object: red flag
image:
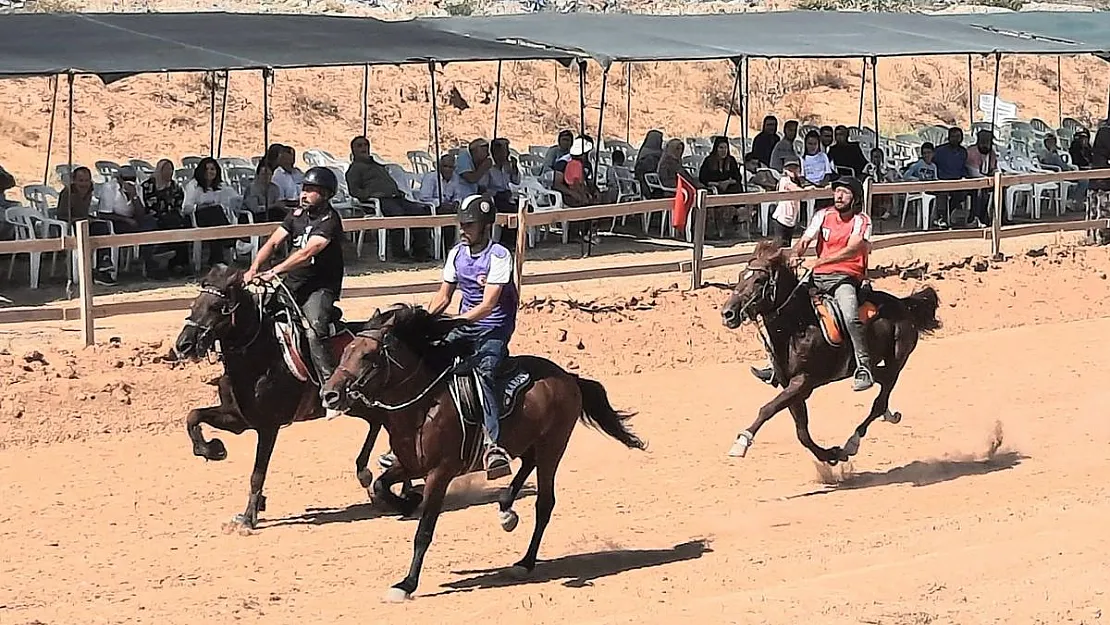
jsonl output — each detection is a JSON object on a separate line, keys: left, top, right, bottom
{"left": 672, "top": 175, "right": 696, "bottom": 230}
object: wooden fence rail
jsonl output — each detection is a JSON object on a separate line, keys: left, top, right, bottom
{"left": 3, "top": 170, "right": 1110, "bottom": 344}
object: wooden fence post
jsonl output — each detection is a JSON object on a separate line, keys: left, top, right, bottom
{"left": 690, "top": 189, "right": 708, "bottom": 291}
{"left": 991, "top": 171, "right": 1003, "bottom": 259}
{"left": 514, "top": 198, "right": 528, "bottom": 306}
{"left": 75, "top": 219, "right": 95, "bottom": 346}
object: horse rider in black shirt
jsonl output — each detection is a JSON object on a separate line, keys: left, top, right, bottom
{"left": 244, "top": 166, "right": 346, "bottom": 383}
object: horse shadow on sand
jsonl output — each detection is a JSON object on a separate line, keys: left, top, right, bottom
{"left": 262, "top": 483, "right": 538, "bottom": 528}
{"left": 787, "top": 449, "right": 1027, "bottom": 499}
{"left": 429, "top": 538, "right": 712, "bottom": 595}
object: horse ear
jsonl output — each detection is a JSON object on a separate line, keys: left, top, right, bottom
{"left": 752, "top": 240, "right": 775, "bottom": 259}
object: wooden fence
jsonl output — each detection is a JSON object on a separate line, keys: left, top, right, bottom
{"left": 2, "top": 169, "right": 1109, "bottom": 344}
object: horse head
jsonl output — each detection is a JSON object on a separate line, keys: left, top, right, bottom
{"left": 174, "top": 264, "right": 253, "bottom": 359}
{"left": 721, "top": 240, "right": 798, "bottom": 329}
{"left": 321, "top": 304, "right": 466, "bottom": 412}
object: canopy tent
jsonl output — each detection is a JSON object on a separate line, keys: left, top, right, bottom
{"left": 938, "top": 11, "right": 1110, "bottom": 51}
{"left": 0, "top": 12, "right": 572, "bottom": 79}
{"left": 419, "top": 11, "right": 1094, "bottom": 68}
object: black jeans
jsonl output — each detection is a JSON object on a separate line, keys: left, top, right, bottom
{"left": 297, "top": 286, "right": 339, "bottom": 380}
{"left": 379, "top": 196, "right": 432, "bottom": 258}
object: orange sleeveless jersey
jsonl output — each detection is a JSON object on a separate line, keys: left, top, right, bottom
{"left": 804, "top": 208, "right": 873, "bottom": 280}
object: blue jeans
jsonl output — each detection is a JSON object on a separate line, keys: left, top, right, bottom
{"left": 445, "top": 325, "right": 509, "bottom": 443}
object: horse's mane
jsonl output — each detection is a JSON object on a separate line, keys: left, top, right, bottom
{"left": 369, "top": 303, "right": 469, "bottom": 371}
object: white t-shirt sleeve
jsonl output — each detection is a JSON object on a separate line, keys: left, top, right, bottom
{"left": 852, "top": 215, "right": 874, "bottom": 242}
{"left": 803, "top": 208, "right": 826, "bottom": 240}
{"left": 486, "top": 245, "right": 514, "bottom": 285}
{"left": 442, "top": 245, "right": 460, "bottom": 283}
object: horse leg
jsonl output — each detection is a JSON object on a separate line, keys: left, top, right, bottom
{"left": 843, "top": 362, "right": 905, "bottom": 459}
{"left": 231, "top": 426, "right": 279, "bottom": 530}
{"left": 787, "top": 401, "right": 843, "bottom": 465}
{"left": 511, "top": 429, "right": 571, "bottom": 576}
{"left": 729, "top": 375, "right": 812, "bottom": 458}
{"left": 372, "top": 464, "right": 423, "bottom": 517}
{"left": 355, "top": 420, "right": 382, "bottom": 496}
{"left": 384, "top": 465, "right": 453, "bottom": 602}
{"left": 187, "top": 405, "right": 247, "bottom": 461}
{"left": 497, "top": 448, "right": 536, "bottom": 533}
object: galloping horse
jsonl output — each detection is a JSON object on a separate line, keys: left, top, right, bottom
{"left": 719, "top": 241, "right": 941, "bottom": 464}
{"left": 173, "top": 265, "right": 397, "bottom": 529}
{"left": 321, "top": 304, "right": 646, "bottom": 602}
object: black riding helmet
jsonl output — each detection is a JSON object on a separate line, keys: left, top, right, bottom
{"left": 457, "top": 194, "right": 496, "bottom": 226}
{"left": 302, "top": 166, "right": 339, "bottom": 198}
{"left": 830, "top": 176, "right": 864, "bottom": 209}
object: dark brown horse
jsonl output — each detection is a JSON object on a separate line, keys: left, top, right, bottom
{"left": 719, "top": 241, "right": 941, "bottom": 464}
{"left": 320, "top": 304, "right": 646, "bottom": 602}
{"left": 173, "top": 265, "right": 397, "bottom": 529}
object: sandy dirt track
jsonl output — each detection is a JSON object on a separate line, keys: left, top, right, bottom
{"left": 2, "top": 237, "right": 1109, "bottom": 625}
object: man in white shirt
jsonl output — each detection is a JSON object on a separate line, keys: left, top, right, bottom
{"left": 96, "top": 166, "right": 162, "bottom": 278}
{"left": 417, "top": 154, "right": 464, "bottom": 209}
{"left": 271, "top": 146, "right": 302, "bottom": 204}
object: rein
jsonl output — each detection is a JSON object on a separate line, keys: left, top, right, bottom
{"left": 340, "top": 331, "right": 453, "bottom": 412}
{"left": 185, "top": 285, "right": 265, "bottom": 357}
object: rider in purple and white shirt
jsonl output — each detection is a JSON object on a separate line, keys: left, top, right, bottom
{"left": 428, "top": 194, "right": 519, "bottom": 479}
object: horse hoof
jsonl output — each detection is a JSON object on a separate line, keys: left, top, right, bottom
{"left": 222, "top": 515, "right": 255, "bottom": 535}
{"left": 196, "top": 438, "right": 227, "bottom": 461}
{"left": 843, "top": 433, "right": 861, "bottom": 457}
{"left": 883, "top": 410, "right": 902, "bottom": 424}
{"left": 357, "top": 469, "right": 374, "bottom": 490}
{"left": 499, "top": 509, "right": 519, "bottom": 533}
{"left": 383, "top": 587, "right": 411, "bottom": 603}
{"left": 727, "top": 432, "right": 753, "bottom": 458}
{"left": 506, "top": 564, "right": 532, "bottom": 580}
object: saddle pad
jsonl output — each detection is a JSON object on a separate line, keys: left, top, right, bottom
{"left": 811, "top": 296, "right": 879, "bottom": 348}
{"left": 274, "top": 319, "right": 312, "bottom": 383}
{"left": 453, "top": 362, "right": 533, "bottom": 428}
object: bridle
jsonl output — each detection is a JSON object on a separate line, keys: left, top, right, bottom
{"left": 183, "top": 285, "right": 263, "bottom": 356}
{"left": 337, "top": 329, "right": 454, "bottom": 412}
{"left": 735, "top": 264, "right": 811, "bottom": 322}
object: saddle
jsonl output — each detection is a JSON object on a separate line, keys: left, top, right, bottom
{"left": 272, "top": 302, "right": 366, "bottom": 386}
{"left": 447, "top": 355, "right": 533, "bottom": 473}
{"left": 810, "top": 283, "right": 880, "bottom": 348}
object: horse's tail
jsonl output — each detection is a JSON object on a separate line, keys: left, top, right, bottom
{"left": 901, "top": 285, "right": 942, "bottom": 335}
{"left": 574, "top": 376, "right": 647, "bottom": 451}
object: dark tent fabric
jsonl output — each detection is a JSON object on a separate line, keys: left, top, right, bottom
{"left": 420, "top": 11, "right": 1091, "bottom": 68}
{"left": 939, "top": 11, "right": 1110, "bottom": 51}
{"left": 0, "top": 12, "right": 572, "bottom": 78}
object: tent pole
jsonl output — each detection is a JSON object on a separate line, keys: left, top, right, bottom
{"left": 740, "top": 57, "right": 749, "bottom": 192}
{"left": 217, "top": 70, "right": 229, "bottom": 159}
{"left": 209, "top": 71, "right": 217, "bottom": 157}
{"left": 493, "top": 60, "right": 503, "bottom": 139}
{"left": 967, "top": 55, "right": 974, "bottom": 127}
{"left": 361, "top": 65, "right": 369, "bottom": 138}
{"left": 262, "top": 68, "right": 271, "bottom": 153}
{"left": 990, "top": 52, "right": 1002, "bottom": 135}
{"left": 1056, "top": 56, "right": 1063, "bottom": 128}
{"left": 722, "top": 58, "right": 741, "bottom": 137}
{"left": 857, "top": 57, "right": 866, "bottom": 129}
{"left": 594, "top": 68, "right": 609, "bottom": 186}
{"left": 871, "top": 56, "right": 880, "bottom": 150}
{"left": 578, "top": 60, "right": 586, "bottom": 137}
{"left": 43, "top": 75, "right": 59, "bottom": 185}
{"left": 625, "top": 62, "right": 632, "bottom": 143}
{"left": 67, "top": 73, "right": 74, "bottom": 177}
{"left": 430, "top": 62, "right": 443, "bottom": 208}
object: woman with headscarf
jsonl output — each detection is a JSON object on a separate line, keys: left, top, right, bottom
{"left": 1088, "top": 127, "right": 1110, "bottom": 243}
{"left": 698, "top": 136, "right": 743, "bottom": 239}
{"left": 633, "top": 129, "right": 665, "bottom": 197}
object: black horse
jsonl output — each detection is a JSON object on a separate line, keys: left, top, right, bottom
{"left": 173, "top": 265, "right": 397, "bottom": 529}
{"left": 719, "top": 241, "right": 941, "bottom": 464}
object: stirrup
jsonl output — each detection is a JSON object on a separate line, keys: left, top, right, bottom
{"left": 484, "top": 446, "right": 511, "bottom": 479}
{"left": 852, "top": 366, "right": 874, "bottom": 391}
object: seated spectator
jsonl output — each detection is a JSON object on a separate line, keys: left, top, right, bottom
{"left": 554, "top": 136, "right": 599, "bottom": 242}
{"left": 800, "top": 130, "right": 836, "bottom": 187}
{"left": 418, "top": 154, "right": 464, "bottom": 247}
{"left": 241, "top": 160, "right": 286, "bottom": 222}
{"left": 770, "top": 157, "right": 804, "bottom": 248}
{"left": 268, "top": 144, "right": 301, "bottom": 205}
{"left": 751, "top": 116, "right": 779, "bottom": 167}
{"left": 1070, "top": 129, "right": 1092, "bottom": 169}
{"left": 827, "top": 125, "right": 868, "bottom": 176}
{"left": 141, "top": 159, "right": 190, "bottom": 275}
{"left": 58, "top": 166, "right": 115, "bottom": 285}
{"left": 285, "top": 146, "right": 305, "bottom": 188}
{"left": 1039, "top": 134, "right": 1074, "bottom": 171}
{"left": 769, "top": 120, "right": 800, "bottom": 171}
{"left": 743, "top": 152, "right": 779, "bottom": 191}
{"left": 634, "top": 130, "right": 665, "bottom": 196}
{"left": 483, "top": 138, "right": 522, "bottom": 246}
{"left": 932, "top": 127, "right": 969, "bottom": 229}
{"left": 866, "top": 148, "right": 901, "bottom": 220}
{"left": 819, "top": 126, "right": 835, "bottom": 152}
{"left": 604, "top": 149, "right": 631, "bottom": 204}
{"left": 0, "top": 163, "right": 15, "bottom": 209}
{"left": 542, "top": 130, "right": 574, "bottom": 174}
{"left": 346, "top": 134, "right": 432, "bottom": 261}
{"left": 454, "top": 137, "right": 493, "bottom": 198}
{"left": 98, "top": 165, "right": 163, "bottom": 278}
{"left": 965, "top": 130, "right": 997, "bottom": 227}
{"left": 902, "top": 142, "right": 938, "bottom": 181}
{"left": 183, "top": 157, "right": 241, "bottom": 267}
{"left": 1089, "top": 127, "right": 1110, "bottom": 241}
{"left": 699, "top": 136, "right": 742, "bottom": 238}
{"left": 657, "top": 138, "right": 699, "bottom": 191}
